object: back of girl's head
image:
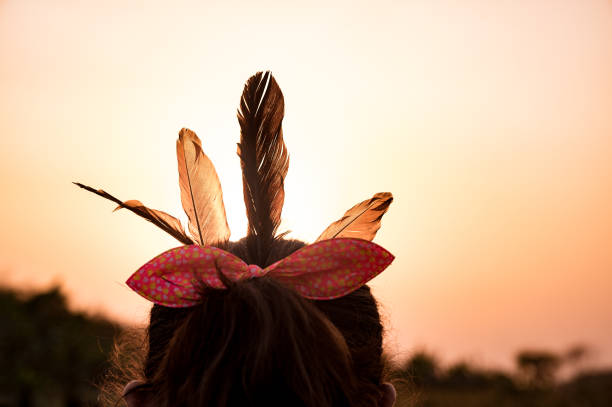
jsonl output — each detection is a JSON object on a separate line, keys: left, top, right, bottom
{"left": 140, "top": 238, "right": 386, "bottom": 407}
{"left": 85, "top": 72, "right": 394, "bottom": 407}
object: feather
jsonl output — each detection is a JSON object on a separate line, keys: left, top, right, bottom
{"left": 315, "top": 192, "right": 393, "bottom": 242}
{"left": 237, "top": 71, "right": 289, "bottom": 266}
{"left": 176, "top": 128, "right": 231, "bottom": 245}
{"left": 73, "top": 182, "right": 193, "bottom": 245}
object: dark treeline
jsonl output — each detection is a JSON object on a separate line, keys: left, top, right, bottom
{"left": 1, "top": 286, "right": 611, "bottom": 407}
{"left": 389, "top": 347, "right": 612, "bottom": 406}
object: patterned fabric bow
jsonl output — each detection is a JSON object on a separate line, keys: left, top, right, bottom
{"left": 127, "top": 238, "right": 394, "bottom": 307}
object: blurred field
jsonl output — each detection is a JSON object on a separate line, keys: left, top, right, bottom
{"left": 1, "top": 285, "right": 611, "bottom": 407}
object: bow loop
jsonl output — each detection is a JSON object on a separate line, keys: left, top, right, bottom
{"left": 267, "top": 239, "right": 394, "bottom": 299}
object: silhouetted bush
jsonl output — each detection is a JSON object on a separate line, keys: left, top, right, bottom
{"left": 0, "top": 286, "right": 122, "bottom": 407}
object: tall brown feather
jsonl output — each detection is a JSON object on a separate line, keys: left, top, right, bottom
{"left": 73, "top": 182, "right": 193, "bottom": 245}
{"left": 176, "top": 128, "right": 230, "bottom": 245}
{"left": 315, "top": 192, "right": 393, "bottom": 242}
{"left": 237, "top": 71, "right": 289, "bottom": 266}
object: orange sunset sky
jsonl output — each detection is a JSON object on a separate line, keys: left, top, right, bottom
{"left": 1, "top": 0, "right": 611, "bottom": 370}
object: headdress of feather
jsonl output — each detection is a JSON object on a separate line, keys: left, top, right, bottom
{"left": 75, "top": 71, "right": 392, "bottom": 263}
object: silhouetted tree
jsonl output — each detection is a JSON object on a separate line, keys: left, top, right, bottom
{"left": 516, "top": 350, "right": 560, "bottom": 389}
{"left": 400, "top": 351, "right": 440, "bottom": 387}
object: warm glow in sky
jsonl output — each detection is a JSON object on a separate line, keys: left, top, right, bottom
{"left": 1, "top": 0, "right": 611, "bottom": 369}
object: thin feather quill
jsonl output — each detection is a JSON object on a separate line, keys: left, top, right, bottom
{"left": 237, "top": 71, "right": 289, "bottom": 266}
{"left": 73, "top": 182, "right": 193, "bottom": 245}
{"left": 316, "top": 192, "right": 393, "bottom": 242}
{"left": 176, "top": 128, "right": 230, "bottom": 245}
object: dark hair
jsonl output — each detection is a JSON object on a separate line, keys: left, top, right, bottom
{"left": 99, "top": 72, "right": 389, "bottom": 406}
{"left": 119, "top": 237, "right": 386, "bottom": 407}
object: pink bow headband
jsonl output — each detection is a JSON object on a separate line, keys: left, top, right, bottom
{"left": 127, "top": 238, "right": 394, "bottom": 307}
